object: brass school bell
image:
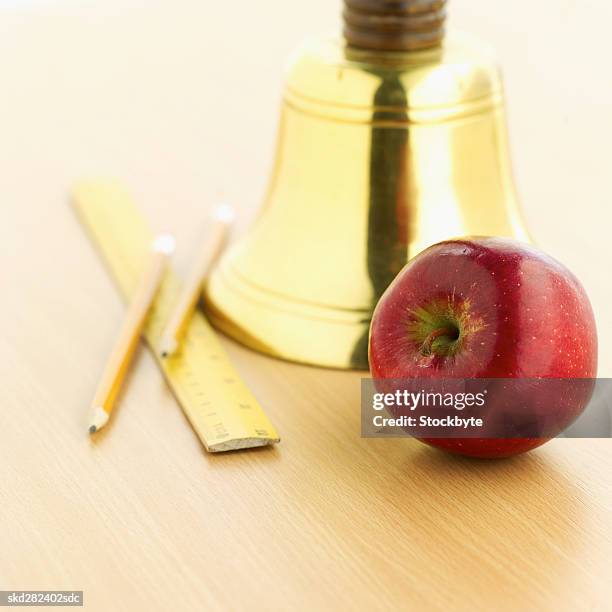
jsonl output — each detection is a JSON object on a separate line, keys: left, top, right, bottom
{"left": 204, "top": 0, "right": 529, "bottom": 369}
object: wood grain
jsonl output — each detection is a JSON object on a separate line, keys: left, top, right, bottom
{"left": 0, "top": 2, "right": 611, "bottom": 611}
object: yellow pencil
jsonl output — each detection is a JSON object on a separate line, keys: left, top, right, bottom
{"left": 159, "top": 205, "right": 234, "bottom": 358}
{"left": 88, "top": 233, "right": 175, "bottom": 433}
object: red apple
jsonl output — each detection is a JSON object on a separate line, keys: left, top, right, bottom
{"left": 368, "top": 237, "right": 598, "bottom": 458}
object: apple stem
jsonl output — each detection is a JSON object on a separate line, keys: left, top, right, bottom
{"left": 421, "top": 327, "right": 457, "bottom": 356}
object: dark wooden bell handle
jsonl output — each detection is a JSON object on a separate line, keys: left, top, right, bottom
{"left": 343, "top": 0, "right": 447, "bottom": 51}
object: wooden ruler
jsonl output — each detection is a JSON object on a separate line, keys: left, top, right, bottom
{"left": 72, "top": 181, "right": 280, "bottom": 452}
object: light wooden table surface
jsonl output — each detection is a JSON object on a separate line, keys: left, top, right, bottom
{"left": 1, "top": 2, "right": 611, "bottom": 611}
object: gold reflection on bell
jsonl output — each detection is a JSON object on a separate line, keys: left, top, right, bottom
{"left": 204, "top": 32, "right": 530, "bottom": 370}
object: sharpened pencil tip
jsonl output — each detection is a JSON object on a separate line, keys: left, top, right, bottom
{"left": 159, "top": 336, "right": 178, "bottom": 359}
{"left": 89, "top": 406, "right": 110, "bottom": 433}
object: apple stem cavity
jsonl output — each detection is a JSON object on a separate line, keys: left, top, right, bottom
{"left": 420, "top": 326, "right": 460, "bottom": 356}
{"left": 406, "top": 303, "right": 467, "bottom": 358}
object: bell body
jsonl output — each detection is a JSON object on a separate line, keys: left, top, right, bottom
{"left": 204, "top": 33, "right": 529, "bottom": 369}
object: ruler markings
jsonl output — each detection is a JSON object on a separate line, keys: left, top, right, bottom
{"left": 72, "top": 182, "right": 280, "bottom": 452}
